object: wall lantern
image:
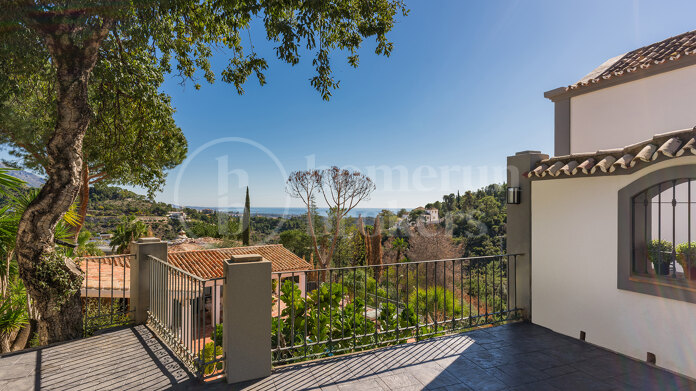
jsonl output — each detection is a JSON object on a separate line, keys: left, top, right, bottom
{"left": 507, "top": 187, "right": 521, "bottom": 205}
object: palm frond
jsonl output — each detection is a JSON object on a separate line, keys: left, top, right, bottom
{"left": 0, "top": 169, "right": 24, "bottom": 196}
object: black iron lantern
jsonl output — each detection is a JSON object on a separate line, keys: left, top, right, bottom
{"left": 507, "top": 187, "right": 521, "bottom": 204}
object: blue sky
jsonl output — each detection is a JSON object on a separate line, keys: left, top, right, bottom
{"left": 51, "top": 1, "right": 696, "bottom": 208}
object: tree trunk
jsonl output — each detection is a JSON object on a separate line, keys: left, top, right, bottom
{"left": 11, "top": 323, "right": 32, "bottom": 352}
{"left": 16, "top": 22, "right": 110, "bottom": 345}
{"left": 306, "top": 206, "right": 323, "bottom": 270}
{"left": 73, "top": 163, "right": 90, "bottom": 240}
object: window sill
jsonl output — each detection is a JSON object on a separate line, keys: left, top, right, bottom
{"left": 629, "top": 274, "right": 696, "bottom": 293}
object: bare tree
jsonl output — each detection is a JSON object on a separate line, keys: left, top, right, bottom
{"left": 406, "top": 226, "right": 463, "bottom": 262}
{"left": 286, "top": 170, "right": 324, "bottom": 265}
{"left": 287, "top": 167, "right": 375, "bottom": 271}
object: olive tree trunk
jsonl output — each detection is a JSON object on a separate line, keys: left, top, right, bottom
{"left": 15, "top": 22, "right": 110, "bottom": 345}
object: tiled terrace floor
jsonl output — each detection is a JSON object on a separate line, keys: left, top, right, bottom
{"left": 0, "top": 322, "right": 694, "bottom": 390}
{"left": 0, "top": 325, "right": 195, "bottom": 390}
{"left": 233, "top": 322, "right": 696, "bottom": 391}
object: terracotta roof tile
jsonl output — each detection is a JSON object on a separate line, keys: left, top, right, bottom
{"left": 529, "top": 128, "right": 696, "bottom": 179}
{"left": 75, "top": 255, "right": 132, "bottom": 292}
{"left": 167, "top": 244, "right": 312, "bottom": 279}
{"left": 75, "top": 245, "right": 312, "bottom": 291}
{"left": 569, "top": 30, "right": 696, "bottom": 91}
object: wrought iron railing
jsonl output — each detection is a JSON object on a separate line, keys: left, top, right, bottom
{"left": 77, "top": 254, "right": 135, "bottom": 336}
{"left": 271, "top": 254, "right": 522, "bottom": 365}
{"left": 147, "top": 255, "right": 225, "bottom": 380}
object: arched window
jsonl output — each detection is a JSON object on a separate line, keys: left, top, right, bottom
{"left": 618, "top": 165, "right": 696, "bottom": 303}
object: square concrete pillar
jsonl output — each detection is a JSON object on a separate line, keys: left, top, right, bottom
{"left": 507, "top": 151, "right": 548, "bottom": 321}
{"left": 131, "top": 237, "right": 168, "bottom": 324}
{"left": 223, "top": 254, "right": 272, "bottom": 384}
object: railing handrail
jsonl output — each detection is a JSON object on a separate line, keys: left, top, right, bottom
{"left": 78, "top": 253, "right": 135, "bottom": 260}
{"left": 271, "top": 253, "right": 524, "bottom": 274}
{"left": 147, "top": 254, "right": 207, "bottom": 282}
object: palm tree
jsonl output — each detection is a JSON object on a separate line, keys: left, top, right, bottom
{"left": 71, "top": 230, "right": 104, "bottom": 257}
{"left": 0, "top": 168, "right": 79, "bottom": 352}
{"left": 109, "top": 216, "right": 148, "bottom": 254}
{"left": 392, "top": 237, "right": 408, "bottom": 263}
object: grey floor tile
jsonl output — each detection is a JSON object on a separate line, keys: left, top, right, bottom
{"left": 378, "top": 372, "right": 423, "bottom": 389}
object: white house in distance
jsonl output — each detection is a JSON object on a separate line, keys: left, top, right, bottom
{"left": 509, "top": 30, "right": 696, "bottom": 378}
{"left": 411, "top": 206, "right": 440, "bottom": 224}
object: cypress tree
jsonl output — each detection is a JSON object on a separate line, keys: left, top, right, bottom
{"left": 242, "top": 187, "right": 250, "bottom": 245}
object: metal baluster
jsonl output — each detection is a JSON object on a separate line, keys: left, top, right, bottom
{"left": 468, "top": 260, "right": 472, "bottom": 327}
{"left": 415, "top": 262, "right": 419, "bottom": 339}
{"left": 484, "top": 259, "right": 488, "bottom": 323}
{"left": 328, "top": 269, "right": 332, "bottom": 352}
{"left": 514, "top": 255, "right": 518, "bottom": 315}
{"left": 292, "top": 272, "right": 296, "bottom": 353}
{"left": 352, "top": 269, "right": 356, "bottom": 350}
{"left": 84, "top": 258, "right": 89, "bottom": 335}
{"left": 425, "top": 262, "right": 428, "bottom": 331}
{"left": 212, "top": 278, "right": 217, "bottom": 369}
{"left": 395, "top": 264, "right": 400, "bottom": 340}
{"left": 341, "top": 269, "right": 345, "bottom": 345}
{"left": 433, "top": 261, "right": 437, "bottom": 329}
{"left": 659, "top": 183, "right": 663, "bottom": 270}
{"left": 506, "top": 256, "right": 510, "bottom": 320}
{"left": 385, "top": 265, "right": 389, "bottom": 342}
{"left": 364, "top": 268, "right": 367, "bottom": 342}
{"left": 304, "top": 271, "right": 308, "bottom": 361}
{"left": 672, "top": 180, "right": 677, "bottom": 277}
{"left": 315, "top": 272, "right": 322, "bottom": 346}
{"left": 277, "top": 275, "right": 281, "bottom": 354}
{"left": 499, "top": 256, "right": 503, "bottom": 319}
{"left": 459, "top": 259, "right": 464, "bottom": 328}
{"left": 452, "top": 259, "right": 455, "bottom": 330}
{"left": 405, "top": 263, "right": 409, "bottom": 338}
{"left": 98, "top": 257, "right": 102, "bottom": 327}
{"left": 689, "top": 180, "right": 692, "bottom": 280}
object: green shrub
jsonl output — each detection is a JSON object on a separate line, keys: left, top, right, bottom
{"left": 199, "top": 342, "right": 223, "bottom": 375}
{"left": 676, "top": 242, "right": 696, "bottom": 267}
{"left": 213, "top": 324, "right": 223, "bottom": 346}
{"left": 647, "top": 240, "right": 673, "bottom": 265}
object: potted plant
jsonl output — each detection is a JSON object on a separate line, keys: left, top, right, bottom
{"left": 647, "top": 239, "right": 673, "bottom": 276}
{"left": 676, "top": 242, "right": 696, "bottom": 280}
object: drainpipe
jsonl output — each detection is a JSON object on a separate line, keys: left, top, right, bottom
{"left": 506, "top": 151, "right": 548, "bottom": 322}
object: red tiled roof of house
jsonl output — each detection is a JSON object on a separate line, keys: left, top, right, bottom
{"left": 167, "top": 245, "right": 312, "bottom": 278}
{"left": 75, "top": 254, "right": 131, "bottom": 292}
{"left": 75, "top": 245, "right": 311, "bottom": 292}
{"left": 569, "top": 30, "right": 696, "bottom": 91}
{"left": 528, "top": 128, "right": 696, "bottom": 179}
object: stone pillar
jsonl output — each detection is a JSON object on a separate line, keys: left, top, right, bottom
{"left": 507, "top": 151, "right": 548, "bottom": 321}
{"left": 224, "top": 254, "right": 272, "bottom": 384}
{"left": 130, "top": 237, "right": 168, "bottom": 324}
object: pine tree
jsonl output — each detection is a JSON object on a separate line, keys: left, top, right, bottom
{"left": 242, "top": 187, "right": 251, "bottom": 245}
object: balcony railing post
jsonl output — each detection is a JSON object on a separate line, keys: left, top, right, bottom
{"left": 223, "top": 254, "right": 272, "bottom": 384}
{"left": 507, "top": 151, "right": 547, "bottom": 321}
{"left": 131, "top": 237, "right": 168, "bottom": 324}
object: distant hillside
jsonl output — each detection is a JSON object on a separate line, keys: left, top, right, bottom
{"left": 88, "top": 184, "right": 175, "bottom": 217}
{"left": 0, "top": 163, "right": 45, "bottom": 188}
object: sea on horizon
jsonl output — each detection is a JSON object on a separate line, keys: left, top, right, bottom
{"left": 186, "top": 206, "right": 404, "bottom": 218}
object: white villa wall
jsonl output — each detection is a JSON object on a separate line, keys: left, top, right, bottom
{"left": 531, "top": 157, "right": 696, "bottom": 378}
{"left": 570, "top": 64, "right": 696, "bottom": 154}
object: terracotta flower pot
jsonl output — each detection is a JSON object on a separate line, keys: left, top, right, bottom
{"left": 686, "top": 266, "right": 696, "bottom": 280}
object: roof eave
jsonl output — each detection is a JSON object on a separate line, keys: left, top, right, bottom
{"left": 544, "top": 54, "right": 696, "bottom": 103}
